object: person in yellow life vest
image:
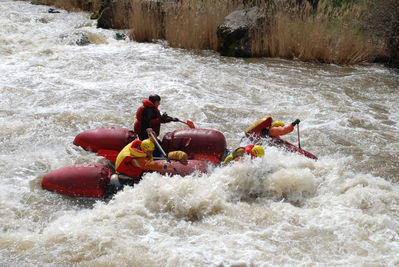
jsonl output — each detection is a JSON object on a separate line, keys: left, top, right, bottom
{"left": 115, "top": 128, "right": 188, "bottom": 178}
{"left": 263, "top": 119, "right": 300, "bottom": 140}
{"left": 114, "top": 128, "right": 169, "bottom": 178}
{"left": 223, "top": 144, "right": 265, "bottom": 165}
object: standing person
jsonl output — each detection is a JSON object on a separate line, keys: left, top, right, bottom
{"left": 133, "top": 94, "right": 177, "bottom": 140}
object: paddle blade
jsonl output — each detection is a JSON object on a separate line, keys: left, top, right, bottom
{"left": 186, "top": 120, "right": 195, "bottom": 129}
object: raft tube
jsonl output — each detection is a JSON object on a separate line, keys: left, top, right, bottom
{"left": 42, "top": 160, "right": 210, "bottom": 198}
{"left": 73, "top": 127, "right": 227, "bottom": 164}
{"left": 162, "top": 129, "right": 226, "bottom": 164}
{"left": 41, "top": 163, "right": 112, "bottom": 198}
{"left": 73, "top": 127, "right": 136, "bottom": 152}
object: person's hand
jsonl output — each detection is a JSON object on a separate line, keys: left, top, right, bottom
{"left": 163, "top": 163, "right": 174, "bottom": 171}
{"left": 161, "top": 112, "right": 168, "bottom": 120}
{"left": 173, "top": 117, "right": 179, "bottom": 122}
{"left": 292, "top": 119, "right": 300, "bottom": 126}
{"left": 168, "top": 164, "right": 175, "bottom": 170}
{"left": 146, "top": 128, "right": 154, "bottom": 134}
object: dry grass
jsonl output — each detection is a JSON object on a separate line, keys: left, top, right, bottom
{"left": 37, "top": 0, "right": 388, "bottom": 64}
{"left": 127, "top": 0, "right": 241, "bottom": 49}
{"left": 252, "top": 0, "right": 387, "bottom": 64}
{"left": 127, "top": 0, "right": 164, "bottom": 42}
{"left": 163, "top": 0, "right": 241, "bottom": 50}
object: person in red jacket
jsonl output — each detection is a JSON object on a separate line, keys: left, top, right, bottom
{"left": 223, "top": 144, "right": 265, "bottom": 165}
{"left": 134, "top": 94, "right": 178, "bottom": 140}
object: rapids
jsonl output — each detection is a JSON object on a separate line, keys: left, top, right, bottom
{"left": 1, "top": 1, "right": 399, "bottom": 266}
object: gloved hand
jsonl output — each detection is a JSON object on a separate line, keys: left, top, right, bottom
{"left": 292, "top": 119, "right": 300, "bottom": 126}
{"left": 173, "top": 117, "right": 179, "bottom": 122}
{"left": 161, "top": 112, "right": 168, "bottom": 120}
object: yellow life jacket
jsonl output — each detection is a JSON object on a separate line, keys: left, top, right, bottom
{"left": 223, "top": 147, "right": 245, "bottom": 165}
{"left": 115, "top": 140, "right": 147, "bottom": 170}
{"left": 244, "top": 115, "right": 272, "bottom": 137}
{"left": 168, "top": 151, "right": 188, "bottom": 163}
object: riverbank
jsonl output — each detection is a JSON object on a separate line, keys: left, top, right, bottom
{"left": 29, "top": 0, "right": 398, "bottom": 67}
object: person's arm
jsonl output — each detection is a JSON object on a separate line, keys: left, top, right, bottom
{"left": 269, "top": 119, "right": 300, "bottom": 137}
{"left": 160, "top": 112, "right": 177, "bottom": 123}
{"left": 133, "top": 158, "right": 169, "bottom": 171}
{"left": 269, "top": 124, "right": 294, "bottom": 137}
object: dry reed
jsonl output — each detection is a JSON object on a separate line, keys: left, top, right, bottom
{"left": 36, "top": 0, "right": 388, "bottom": 64}
{"left": 163, "top": 0, "right": 241, "bottom": 50}
{"left": 127, "top": 0, "right": 164, "bottom": 42}
{"left": 127, "top": 0, "right": 241, "bottom": 49}
{"left": 252, "top": 0, "right": 386, "bottom": 64}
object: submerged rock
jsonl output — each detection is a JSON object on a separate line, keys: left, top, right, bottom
{"left": 60, "top": 32, "right": 91, "bottom": 46}
{"left": 48, "top": 8, "right": 61, "bottom": 14}
{"left": 217, "top": 7, "right": 266, "bottom": 57}
{"left": 115, "top": 32, "right": 127, "bottom": 40}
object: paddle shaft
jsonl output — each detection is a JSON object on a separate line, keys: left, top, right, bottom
{"left": 297, "top": 124, "right": 301, "bottom": 149}
{"left": 149, "top": 132, "right": 180, "bottom": 174}
{"left": 149, "top": 132, "right": 168, "bottom": 161}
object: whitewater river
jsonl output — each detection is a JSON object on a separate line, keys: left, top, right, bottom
{"left": 1, "top": 1, "right": 399, "bottom": 266}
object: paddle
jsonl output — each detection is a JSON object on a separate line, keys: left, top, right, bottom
{"left": 297, "top": 124, "right": 301, "bottom": 149}
{"left": 149, "top": 131, "right": 180, "bottom": 175}
{"left": 177, "top": 119, "right": 195, "bottom": 129}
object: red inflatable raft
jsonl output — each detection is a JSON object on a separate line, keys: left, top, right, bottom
{"left": 42, "top": 128, "right": 226, "bottom": 198}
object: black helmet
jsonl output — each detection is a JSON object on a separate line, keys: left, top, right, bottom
{"left": 149, "top": 94, "right": 161, "bottom": 103}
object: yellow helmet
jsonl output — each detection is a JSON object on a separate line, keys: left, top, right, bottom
{"left": 251, "top": 145, "right": 265, "bottom": 157}
{"left": 272, "top": 121, "right": 285, "bottom": 127}
{"left": 141, "top": 139, "right": 155, "bottom": 152}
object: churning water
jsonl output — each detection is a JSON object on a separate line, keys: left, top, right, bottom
{"left": 1, "top": 1, "right": 399, "bottom": 266}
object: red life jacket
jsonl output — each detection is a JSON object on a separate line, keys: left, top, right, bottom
{"left": 244, "top": 144, "right": 255, "bottom": 157}
{"left": 232, "top": 144, "right": 256, "bottom": 162}
{"left": 133, "top": 99, "right": 161, "bottom": 139}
